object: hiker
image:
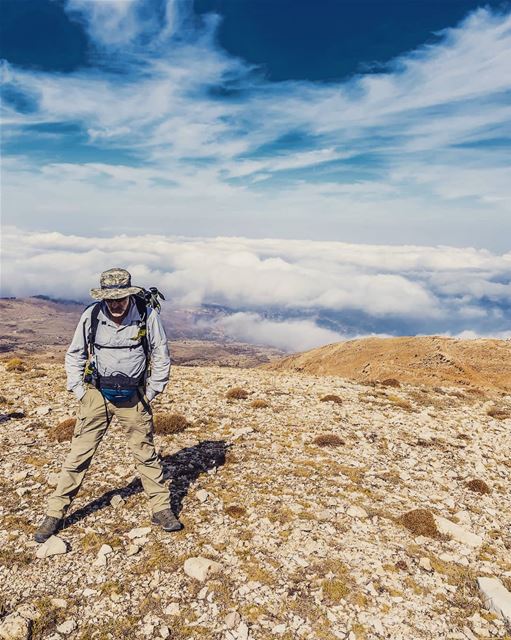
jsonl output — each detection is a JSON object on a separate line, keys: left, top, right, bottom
{"left": 34, "top": 268, "right": 182, "bottom": 543}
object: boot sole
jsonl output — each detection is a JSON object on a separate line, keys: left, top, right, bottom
{"left": 151, "top": 518, "right": 183, "bottom": 532}
{"left": 34, "top": 530, "right": 60, "bottom": 543}
{"left": 34, "top": 521, "right": 63, "bottom": 543}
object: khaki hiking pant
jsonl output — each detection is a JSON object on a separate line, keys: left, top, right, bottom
{"left": 46, "top": 385, "right": 170, "bottom": 519}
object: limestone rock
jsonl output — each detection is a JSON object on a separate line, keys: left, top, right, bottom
{"left": 36, "top": 535, "right": 67, "bottom": 558}
{"left": 478, "top": 577, "right": 511, "bottom": 624}
{"left": 183, "top": 556, "right": 222, "bottom": 582}
{"left": 127, "top": 526, "right": 151, "bottom": 540}
{"left": 196, "top": 489, "right": 209, "bottom": 503}
{"left": 225, "top": 611, "right": 241, "bottom": 629}
{"left": 35, "top": 405, "right": 52, "bottom": 416}
{"left": 346, "top": 505, "right": 368, "bottom": 519}
{"left": 163, "top": 603, "right": 180, "bottom": 616}
{"left": 0, "top": 614, "right": 30, "bottom": 640}
{"left": 110, "top": 494, "right": 125, "bottom": 508}
{"left": 434, "top": 516, "right": 483, "bottom": 547}
{"left": 126, "top": 544, "right": 141, "bottom": 557}
{"left": 56, "top": 620, "right": 77, "bottom": 635}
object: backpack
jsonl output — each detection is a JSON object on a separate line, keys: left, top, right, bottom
{"left": 83, "top": 287, "right": 165, "bottom": 389}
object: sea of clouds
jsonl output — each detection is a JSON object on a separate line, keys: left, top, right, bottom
{"left": 2, "top": 227, "right": 511, "bottom": 351}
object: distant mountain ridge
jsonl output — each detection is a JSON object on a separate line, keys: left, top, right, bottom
{"left": 261, "top": 336, "right": 511, "bottom": 392}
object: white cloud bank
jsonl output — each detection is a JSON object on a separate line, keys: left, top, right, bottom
{"left": 2, "top": 228, "right": 510, "bottom": 350}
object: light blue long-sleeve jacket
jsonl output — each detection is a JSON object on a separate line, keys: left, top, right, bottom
{"left": 65, "top": 299, "right": 170, "bottom": 402}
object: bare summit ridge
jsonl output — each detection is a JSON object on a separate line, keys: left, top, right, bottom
{"left": 261, "top": 336, "right": 511, "bottom": 392}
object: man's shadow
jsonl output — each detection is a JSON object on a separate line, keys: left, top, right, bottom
{"left": 63, "top": 439, "right": 229, "bottom": 529}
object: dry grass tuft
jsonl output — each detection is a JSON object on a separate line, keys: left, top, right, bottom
{"left": 313, "top": 433, "right": 344, "bottom": 447}
{"left": 250, "top": 398, "right": 269, "bottom": 409}
{"left": 322, "top": 578, "right": 350, "bottom": 603}
{"left": 381, "top": 378, "right": 401, "bottom": 388}
{"left": 487, "top": 405, "right": 511, "bottom": 420}
{"left": 399, "top": 509, "right": 440, "bottom": 538}
{"left": 48, "top": 418, "right": 76, "bottom": 442}
{"left": 225, "top": 504, "right": 246, "bottom": 519}
{"left": 466, "top": 478, "right": 491, "bottom": 495}
{"left": 5, "top": 358, "right": 26, "bottom": 372}
{"left": 320, "top": 394, "right": 343, "bottom": 404}
{"left": 386, "top": 395, "right": 413, "bottom": 410}
{"left": 154, "top": 412, "right": 189, "bottom": 434}
{"left": 226, "top": 387, "right": 249, "bottom": 400}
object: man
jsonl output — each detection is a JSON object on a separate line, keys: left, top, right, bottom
{"left": 34, "top": 268, "right": 182, "bottom": 543}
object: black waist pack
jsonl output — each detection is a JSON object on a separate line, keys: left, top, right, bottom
{"left": 97, "top": 374, "right": 143, "bottom": 403}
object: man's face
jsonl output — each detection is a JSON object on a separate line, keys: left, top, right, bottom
{"left": 105, "top": 296, "right": 130, "bottom": 318}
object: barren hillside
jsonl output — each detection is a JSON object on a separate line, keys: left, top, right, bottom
{"left": 261, "top": 336, "right": 511, "bottom": 393}
{"left": 0, "top": 298, "right": 283, "bottom": 367}
{"left": 1, "top": 357, "right": 511, "bottom": 639}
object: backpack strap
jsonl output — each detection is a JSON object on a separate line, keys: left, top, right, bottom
{"left": 87, "top": 301, "right": 102, "bottom": 357}
{"left": 133, "top": 294, "right": 150, "bottom": 362}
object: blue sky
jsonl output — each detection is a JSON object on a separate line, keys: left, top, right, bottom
{"left": 2, "top": 0, "right": 511, "bottom": 249}
{"left": 2, "top": 1, "right": 511, "bottom": 346}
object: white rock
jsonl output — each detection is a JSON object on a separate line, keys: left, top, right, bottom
{"left": 0, "top": 614, "right": 30, "bottom": 640}
{"left": 272, "top": 623, "right": 287, "bottom": 634}
{"left": 110, "top": 494, "right": 125, "bottom": 508}
{"left": 98, "top": 544, "right": 113, "bottom": 556}
{"left": 93, "top": 555, "right": 107, "bottom": 567}
{"left": 127, "top": 526, "right": 151, "bottom": 540}
{"left": 183, "top": 556, "right": 222, "bottom": 582}
{"left": 434, "top": 516, "right": 482, "bottom": 547}
{"left": 231, "top": 427, "right": 254, "bottom": 440}
{"left": 36, "top": 535, "right": 67, "bottom": 558}
{"left": 478, "top": 577, "right": 511, "bottom": 624}
{"left": 225, "top": 611, "right": 241, "bottom": 629}
{"left": 196, "top": 489, "right": 209, "bottom": 503}
{"left": 82, "top": 589, "right": 97, "bottom": 597}
{"left": 237, "top": 621, "right": 249, "bottom": 640}
{"left": 164, "top": 603, "right": 180, "bottom": 616}
{"left": 13, "top": 470, "right": 29, "bottom": 482}
{"left": 159, "top": 625, "right": 170, "bottom": 639}
{"left": 50, "top": 599, "right": 68, "bottom": 609}
{"left": 126, "top": 544, "right": 141, "bottom": 556}
{"left": 56, "top": 620, "right": 77, "bottom": 635}
{"left": 346, "top": 505, "right": 368, "bottom": 519}
{"left": 35, "top": 405, "right": 52, "bottom": 416}
{"left": 419, "top": 557, "right": 433, "bottom": 572}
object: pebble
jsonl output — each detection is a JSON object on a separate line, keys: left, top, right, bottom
{"left": 196, "top": 489, "right": 209, "bottom": 503}
{"left": 164, "top": 603, "right": 180, "bottom": 616}
{"left": 225, "top": 611, "right": 241, "bottom": 629}
{"left": 110, "top": 494, "right": 125, "bottom": 508}
{"left": 35, "top": 405, "right": 52, "bottom": 416}
{"left": 56, "top": 620, "right": 77, "bottom": 635}
{"left": 183, "top": 556, "right": 222, "bottom": 582}
{"left": 434, "top": 516, "right": 483, "bottom": 547}
{"left": 36, "top": 535, "right": 67, "bottom": 558}
{"left": 127, "top": 526, "right": 151, "bottom": 540}
{"left": 0, "top": 613, "right": 30, "bottom": 640}
{"left": 478, "top": 577, "right": 511, "bottom": 625}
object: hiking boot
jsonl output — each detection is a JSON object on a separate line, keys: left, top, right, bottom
{"left": 34, "top": 515, "right": 63, "bottom": 543}
{"left": 151, "top": 508, "right": 183, "bottom": 532}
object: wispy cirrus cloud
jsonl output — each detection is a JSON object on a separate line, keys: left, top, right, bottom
{"left": 1, "top": 2, "right": 511, "bottom": 249}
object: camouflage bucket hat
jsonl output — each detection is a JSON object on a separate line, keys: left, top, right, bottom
{"left": 90, "top": 268, "right": 144, "bottom": 300}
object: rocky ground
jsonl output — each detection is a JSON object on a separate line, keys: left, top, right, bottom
{"left": 1, "top": 358, "right": 511, "bottom": 640}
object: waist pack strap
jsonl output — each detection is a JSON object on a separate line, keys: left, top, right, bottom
{"left": 98, "top": 374, "right": 144, "bottom": 390}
